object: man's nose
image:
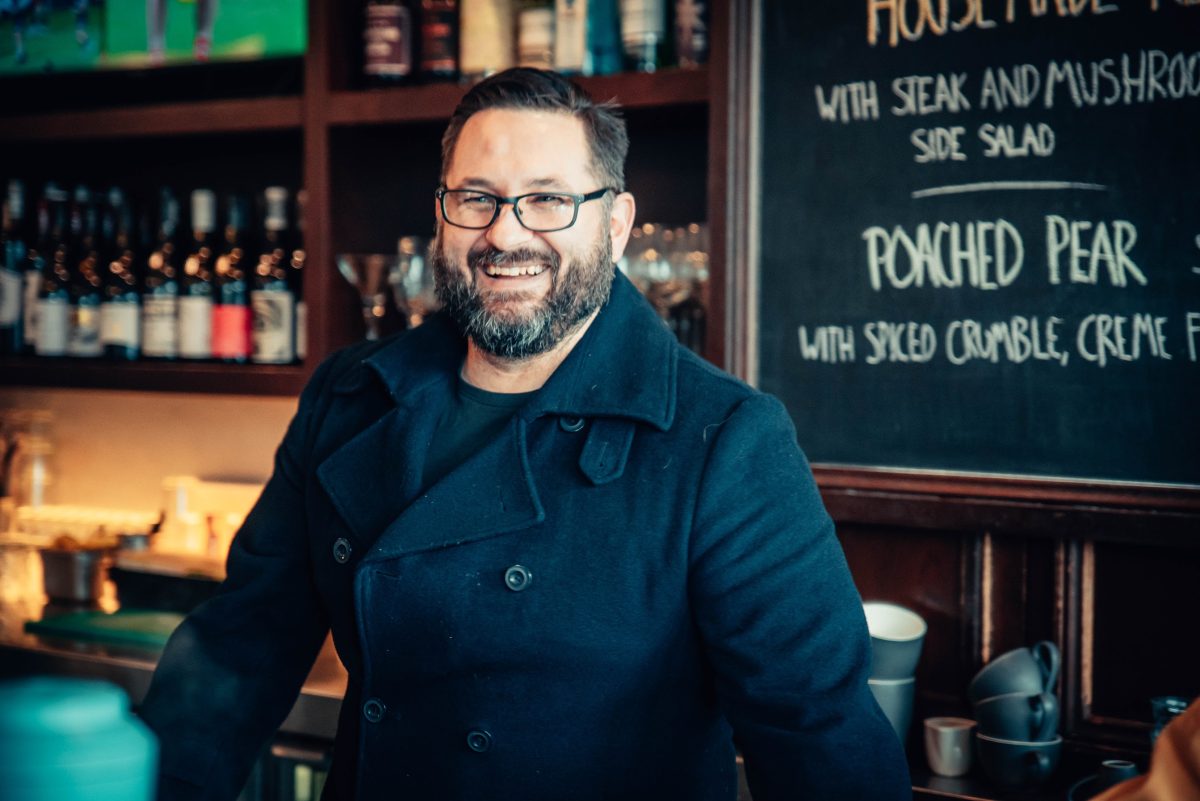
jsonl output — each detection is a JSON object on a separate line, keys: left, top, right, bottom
{"left": 485, "top": 203, "right": 535, "bottom": 251}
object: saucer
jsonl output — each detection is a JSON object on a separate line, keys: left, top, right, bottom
{"left": 1066, "top": 775, "right": 1102, "bottom": 801}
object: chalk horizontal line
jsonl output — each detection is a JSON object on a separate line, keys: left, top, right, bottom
{"left": 912, "top": 181, "right": 1108, "bottom": 199}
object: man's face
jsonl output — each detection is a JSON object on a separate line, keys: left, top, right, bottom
{"left": 432, "top": 108, "right": 618, "bottom": 360}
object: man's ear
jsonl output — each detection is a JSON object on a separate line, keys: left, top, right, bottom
{"left": 608, "top": 191, "right": 637, "bottom": 264}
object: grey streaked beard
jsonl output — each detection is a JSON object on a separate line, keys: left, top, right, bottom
{"left": 432, "top": 233, "right": 614, "bottom": 360}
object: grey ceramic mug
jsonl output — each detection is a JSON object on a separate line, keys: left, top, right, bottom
{"left": 974, "top": 691, "right": 1059, "bottom": 741}
{"left": 975, "top": 733, "right": 1062, "bottom": 786}
{"left": 863, "top": 601, "right": 927, "bottom": 680}
{"left": 968, "top": 641, "right": 1060, "bottom": 704}
{"left": 868, "top": 677, "right": 915, "bottom": 746}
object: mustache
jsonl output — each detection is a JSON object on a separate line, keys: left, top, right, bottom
{"left": 468, "top": 246, "right": 561, "bottom": 273}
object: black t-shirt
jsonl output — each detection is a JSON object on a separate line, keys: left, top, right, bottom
{"left": 421, "top": 374, "right": 538, "bottom": 491}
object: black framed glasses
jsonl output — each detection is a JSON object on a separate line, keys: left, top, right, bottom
{"left": 436, "top": 186, "right": 615, "bottom": 233}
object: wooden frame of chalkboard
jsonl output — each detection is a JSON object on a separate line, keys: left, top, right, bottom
{"left": 752, "top": 0, "right": 1200, "bottom": 490}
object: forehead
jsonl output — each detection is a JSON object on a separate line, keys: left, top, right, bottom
{"left": 446, "top": 108, "right": 593, "bottom": 188}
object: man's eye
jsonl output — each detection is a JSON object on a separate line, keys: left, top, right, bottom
{"left": 528, "top": 194, "right": 569, "bottom": 207}
{"left": 461, "top": 194, "right": 494, "bottom": 206}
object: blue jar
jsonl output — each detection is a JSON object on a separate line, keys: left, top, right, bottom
{"left": 0, "top": 677, "right": 158, "bottom": 801}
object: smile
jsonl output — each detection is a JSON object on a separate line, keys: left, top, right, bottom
{"left": 483, "top": 263, "right": 549, "bottom": 278}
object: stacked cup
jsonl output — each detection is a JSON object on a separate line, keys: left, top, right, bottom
{"left": 969, "top": 640, "right": 1062, "bottom": 786}
{"left": 864, "top": 601, "right": 927, "bottom": 748}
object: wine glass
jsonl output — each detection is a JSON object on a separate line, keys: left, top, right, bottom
{"left": 388, "top": 236, "right": 441, "bottom": 328}
{"left": 335, "top": 253, "right": 402, "bottom": 341}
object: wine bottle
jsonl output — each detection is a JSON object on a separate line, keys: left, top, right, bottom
{"left": 460, "top": 0, "right": 514, "bottom": 80}
{"left": 251, "top": 186, "right": 297, "bottom": 365}
{"left": 554, "top": 0, "right": 621, "bottom": 76}
{"left": 178, "top": 188, "right": 217, "bottom": 360}
{"left": 142, "top": 188, "right": 181, "bottom": 360}
{"left": 0, "top": 179, "right": 28, "bottom": 354}
{"left": 212, "top": 193, "right": 252, "bottom": 363}
{"left": 292, "top": 189, "right": 308, "bottom": 362}
{"left": 517, "top": 1, "right": 554, "bottom": 69}
{"left": 23, "top": 184, "right": 61, "bottom": 355}
{"left": 364, "top": 0, "right": 417, "bottom": 84}
{"left": 67, "top": 185, "right": 104, "bottom": 359}
{"left": 620, "top": 0, "right": 668, "bottom": 73}
{"left": 34, "top": 188, "right": 71, "bottom": 358}
{"left": 420, "top": 0, "right": 459, "bottom": 81}
{"left": 673, "top": 0, "right": 707, "bottom": 68}
{"left": 100, "top": 188, "right": 141, "bottom": 361}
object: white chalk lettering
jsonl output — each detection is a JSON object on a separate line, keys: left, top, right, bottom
{"left": 1187, "top": 313, "right": 1200, "bottom": 362}
{"left": 911, "top": 126, "right": 968, "bottom": 162}
{"left": 978, "top": 122, "right": 1055, "bottom": 157}
{"left": 815, "top": 81, "right": 881, "bottom": 122}
{"left": 891, "top": 73, "right": 971, "bottom": 115}
{"left": 1045, "top": 217, "right": 1146, "bottom": 287}
{"left": 863, "top": 321, "right": 937, "bottom": 364}
{"left": 945, "top": 315, "right": 1067, "bottom": 366}
{"left": 979, "top": 64, "right": 1041, "bottom": 110}
{"left": 798, "top": 325, "right": 857, "bottom": 363}
{"left": 863, "top": 219, "right": 1023, "bottom": 291}
{"left": 1076, "top": 313, "right": 1174, "bottom": 367}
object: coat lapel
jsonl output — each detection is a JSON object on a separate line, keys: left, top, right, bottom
{"left": 316, "top": 270, "right": 677, "bottom": 563}
{"left": 362, "top": 415, "right": 545, "bottom": 565}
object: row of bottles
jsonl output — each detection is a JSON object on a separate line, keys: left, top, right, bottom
{"left": 363, "top": 0, "right": 708, "bottom": 85}
{"left": 0, "top": 180, "right": 306, "bottom": 365}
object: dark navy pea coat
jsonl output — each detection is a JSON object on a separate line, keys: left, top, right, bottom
{"left": 140, "top": 271, "right": 911, "bottom": 801}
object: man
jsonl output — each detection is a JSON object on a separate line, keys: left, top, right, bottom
{"left": 140, "top": 68, "right": 911, "bottom": 800}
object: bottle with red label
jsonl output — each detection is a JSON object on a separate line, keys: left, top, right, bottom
{"left": 212, "top": 193, "right": 252, "bottom": 363}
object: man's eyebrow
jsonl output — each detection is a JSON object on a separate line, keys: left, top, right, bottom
{"left": 451, "top": 177, "right": 572, "bottom": 193}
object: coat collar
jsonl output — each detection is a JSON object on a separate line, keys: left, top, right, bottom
{"left": 358, "top": 269, "right": 678, "bottom": 431}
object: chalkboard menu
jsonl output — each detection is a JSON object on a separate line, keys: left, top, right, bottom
{"left": 757, "top": 0, "right": 1200, "bottom": 486}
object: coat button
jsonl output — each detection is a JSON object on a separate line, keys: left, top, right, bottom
{"left": 466, "top": 730, "right": 493, "bottom": 753}
{"left": 362, "top": 698, "right": 386, "bottom": 723}
{"left": 559, "top": 416, "right": 585, "bottom": 432}
{"left": 332, "top": 537, "right": 352, "bottom": 564}
{"left": 503, "top": 565, "right": 532, "bottom": 592}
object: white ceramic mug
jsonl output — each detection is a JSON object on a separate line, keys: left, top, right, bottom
{"left": 924, "top": 716, "right": 975, "bottom": 777}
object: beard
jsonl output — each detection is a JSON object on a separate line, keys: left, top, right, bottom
{"left": 431, "top": 226, "right": 614, "bottom": 360}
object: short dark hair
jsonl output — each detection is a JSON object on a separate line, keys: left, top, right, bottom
{"left": 441, "top": 68, "right": 629, "bottom": 192}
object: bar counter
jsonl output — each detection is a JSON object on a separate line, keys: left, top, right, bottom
{"left": 0, "top": 543, "right": 1137, "bottom": 801}
{"left": 0, "top": 544, "right": 346, "bottom": 742}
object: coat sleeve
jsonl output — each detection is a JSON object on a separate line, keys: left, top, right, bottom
{"left": 688, "top": 393, "right": 911, "bottom": 801}
{"left": 138, "top": 356, "right": 338, "bottom": 801}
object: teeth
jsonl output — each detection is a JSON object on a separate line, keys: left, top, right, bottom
{"left": 485, "top": 263, "right": 547, "bottom": 278}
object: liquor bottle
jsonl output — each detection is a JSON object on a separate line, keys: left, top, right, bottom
{"left": 178, "top": 189, "right": 217, "bottom": 360}
{"left": 251, "top": 187, "right": 297, "bottom": 365}
{"left": 142, "top": 188, "right": 181, "bottom": 360}
{"left": 292, "top": 189, "right": 308, "bottom": 362}
{"left": 67, "top": 186, "right": 104, "bottom": 359}
{"left": 460, "top": 0, "right": 514, "bottom": 80}
{"left": 620, "top": 0, "right": 668, "bottom": 72}
{"left": 0, "top": 180, "right": 28, "bottom": 354}
{"left": 554, "top": 0, "right": 621, "bottom": 76}
{"left": 517, "top": 1, "right": 554, "bottom": 69}
{"left": 420, "top": 0, "right": 459, "bottom": 81}
{"left": 100, "top": 188, "right": 141, "bottom": 361}
{"left": 34, "top": 188, "right": 72, "bottom": 358}
{"left": 23, "top": 184, "right": 63, "bottom": 355}
{"left": 212, "top": 193, "right": 252, "bottom": 363}
{"left": 364, "top": 0, "right": 417, "bottom": 84}
{"left": 673, "top": 0, "right": 707, "bottom": 68}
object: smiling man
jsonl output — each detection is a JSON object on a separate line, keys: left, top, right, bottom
{"left": 140, "top": 69, "right": 911, "bottom": 801}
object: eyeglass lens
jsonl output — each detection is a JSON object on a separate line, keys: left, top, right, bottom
{"left": 442, "top": 191, "right": 577, "bottom": 231}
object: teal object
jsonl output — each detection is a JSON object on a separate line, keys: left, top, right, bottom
{"left": 24, "top": 608, "right": 184, "bottom": 651}
{"left": 0, "top": 677, "right": 158, "bottom": 800}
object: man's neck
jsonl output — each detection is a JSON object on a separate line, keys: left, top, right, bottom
{"left": 461, "top": 309, "right": 599, "bottom": 393}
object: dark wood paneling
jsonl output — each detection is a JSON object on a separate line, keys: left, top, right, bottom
{"left": 839, "top": 525, "right": 974, "bottom": 720}
{"left": 1088, "top": 542, "right": 1200, "bottom": 726}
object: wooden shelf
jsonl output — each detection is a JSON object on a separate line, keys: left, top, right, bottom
{"left": 0, "top": 96, "right": 303, "bottom": 142}
{"left": 0, "top": 357, "right": 311, "bottom": 396}
{"left": 327, "top": 68, "right": 710, "bottom": 127}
